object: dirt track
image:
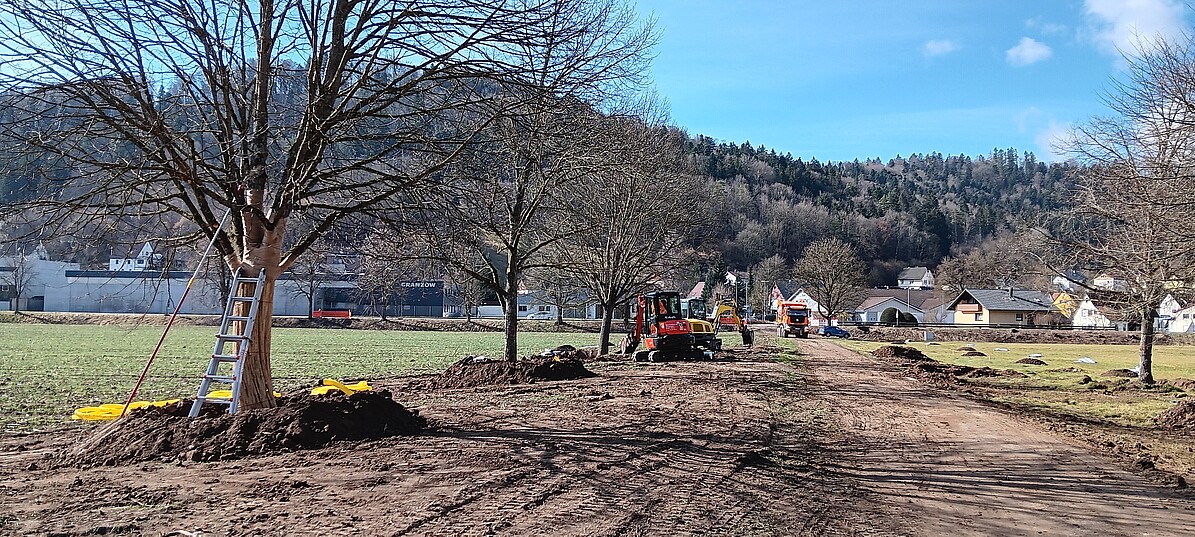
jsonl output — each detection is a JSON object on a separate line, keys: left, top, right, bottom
{"left": 3, "top": 340, "right": 1194, "bottom": 535}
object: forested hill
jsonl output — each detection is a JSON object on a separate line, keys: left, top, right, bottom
{"left": 684, "top": 134, "right": 1079, "bottom": 284}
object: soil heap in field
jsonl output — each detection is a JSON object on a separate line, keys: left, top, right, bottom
{"left": 871, "top": 345, "right": 934, "bottom": 362}
{"left": 437, "top": 350, "right": 596, "bottom": 388}
{"left": 68, "top": 390, "right": 425, "bottom": 467}
{"left": 1156, "top": 399, "right": 1195, "bottom": 429}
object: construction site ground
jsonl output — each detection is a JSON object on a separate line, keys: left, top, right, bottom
{"left": 4, "top": 336, "right": 1195, "bottom": 536}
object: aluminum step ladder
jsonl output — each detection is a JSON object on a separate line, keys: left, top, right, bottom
{"left": 188, "top": 268, "right": 268, "bottom": 417}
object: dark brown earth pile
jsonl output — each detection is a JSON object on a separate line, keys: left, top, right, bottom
{"left": 66, "top": 390, "right": 425, "bottom": 467}
{"left": 1102, "top": 369, "right": 1139, "bottom": 378}
{"left": 871, "top": 345, "right": 935, "bottom": 362}
{"left": 436, "top": 351, "right": 596, "bottom": 388}
{"left": 1168, "top": 378, "right": 1195, "bottom": 391}
{"left": 909, "top": 362, "right": 1027, "bottom": 380}
{"left": 1017, "top": 358, "right": 1048, "bottom": 365}
{"left": 1156, "top": 399, "right": 1195, "bottom": 429}
{"left": 962, "top": 351, "right": 988, "bottom": 357}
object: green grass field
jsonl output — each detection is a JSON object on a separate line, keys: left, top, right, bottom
{"left": 837, "top": 339, "right": 1195, "bottom": 427}
{"left": 0, "top": 324, "right": 591, "bottom": 432}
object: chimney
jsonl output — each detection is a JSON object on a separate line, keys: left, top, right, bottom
{"left": 1008, "top": 287, "right": 1014, "bottom": 299}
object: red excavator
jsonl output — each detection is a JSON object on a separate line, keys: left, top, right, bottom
{"left": 617, "top": 291, "right": 709, "bottom": 361}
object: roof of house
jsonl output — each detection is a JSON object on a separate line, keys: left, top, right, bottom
{"left": 855, "top": 296, "right": 923, "bottom": 312}
{"left": 862, "top": 288, "right": 937, "bottom": 310}
{"left": 897, "top": 267, "right": 930, "bottom": 281}
{"left": 948, "top": 289, "right": 1058, "bottom": 312}
{"left": 775, "top": 280, "right": 802, "bottom": 300}
{"left": 687, "top": 282, "right": 705, "bottom": 299}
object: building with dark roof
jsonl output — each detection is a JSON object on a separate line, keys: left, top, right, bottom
{"left": 896, "top": 267, "right": 935, "bottom": 290}
{"left": 947, "top": 288, "right": 1059, "bottom": 326}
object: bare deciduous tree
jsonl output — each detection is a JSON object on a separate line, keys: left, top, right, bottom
{"left": 0, "top": 244, "right": 38, "bottom": 313}
{"left": 1049, "top": 35, "right": 1195, "bottom": 384}
{"left": 795, "top": 238, "right": 868, "bottom": 323}
{"left": 557, "top": 113, "right": 704, "bottom": 354}
{"left": 0, "top": 0, "right": 651, "bottom": 407}
{"left": 748, "top": 254, "right": 788, "bottom": 315}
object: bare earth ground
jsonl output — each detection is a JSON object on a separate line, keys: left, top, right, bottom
{"left": 3, "top": 339, "right": 1194, "bottom": 536}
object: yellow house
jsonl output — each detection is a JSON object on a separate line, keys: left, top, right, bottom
{"left": 1053, "top": 291, "right": 1079, "bottom": 319}
{"left": 948, "top": 289, "right": 1058, "bottom": 327}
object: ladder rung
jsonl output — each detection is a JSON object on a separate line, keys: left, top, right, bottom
{"left": 212, "top": 354, "right": 240, "bottom": 362}
{"left": 204, "top": 374, "right": 236, "bottom": 383}
{"left": 234, "top": 276, "right": 260, "bottom": 283}
{"left": 225, "top": 315, "right": 250, "bottom": 322}
{"left": 216, "top": 334, "right": 250, "bottom": 341}
{"left": 196, "top": 397, "right": 232, "bottom": 405}
{"left": 230, "top": 296, "right": 255, "bottom": 301}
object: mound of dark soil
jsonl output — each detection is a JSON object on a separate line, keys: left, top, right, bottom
{"left": 956, "top": 345, "right": 976, "bottom": 352}
{"left": 1102, "top": 369, "right": 1139, "bottom": 378}
{"left": 1168, "top": 378, "right": 1195, "bottom": 392}
{"left": 437, "top": 353, "right": 596, "bottom": 388}
{"left": 67, "top": 390, "right": 425, "bottom": 467}
{"left": 871, "top": 345, "right": 934, "bottom": 362}
{"left": 962, "top": 351, "right": 987, "bottom": 357}
{"left": 1155, "top": 399, "right": 1195, "bottom": 429}
{"left": 909, "top": 362, "right": 1026, "bottom": 381}
{"left": 1016, "top": 358, "right": 1048, "bottom": 365}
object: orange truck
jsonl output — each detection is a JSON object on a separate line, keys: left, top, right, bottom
{"left": 775, "top": 300, "right": 811, "bottom": 338}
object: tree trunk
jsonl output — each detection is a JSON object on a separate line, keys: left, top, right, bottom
{"left": 233, "top": 196, "right": 285, "bottom": 411}
{"left": 238, "top": 275, "right": 277, "bottom": 409}
{"left": 598, "top": 302, "right": 617, "bottom": 355}
{"left": 1139, "top": 308, "right": 1157, "bottom": 385}
{"left": 502, "top": 288, "right": 519, "bottom": 362}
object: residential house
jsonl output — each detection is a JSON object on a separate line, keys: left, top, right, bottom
{"left": 1171, "top": 304, "right": 1195, "bottom": 332}
{"left": 1052, "top": 291, "right": 1080, "bottom": 319}
{"left": 1092, "top": 274, "right": 1128, "bottom": 292}
{"left": 786, "top": 288, "right": 829, "bottom": 325}
{"left": 852, "top": 296, "right": 924, "bottom": 324}
{"left": 1051, "top": 270, "right": 1086, "bottom": 292}
{"left": 1158, "top": 294, "right": 1184, "bottom": 332}
{"left": 947, "top": 289, "right": 1059, "bottom": 327}
{"left": 1070, "top": 296, "right": 1116, "bottom": 329}
{"left": 896, "top": 267, "right": 935, "bottom": 290}
{"left": 770, "top": 280, "right": 803, "bottom": 314}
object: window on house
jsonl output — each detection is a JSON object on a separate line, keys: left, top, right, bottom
{"left": 1015, "top": 313, "right": 1024, "bottom": 322}
{"left": 975, "top": 312, "right": 983, "bottom": 321}
{"left": 538, "top": 305, "right": 549, "bottom": 312}
{"left": 518, "top": 305, "right": 528, "bottom": 312}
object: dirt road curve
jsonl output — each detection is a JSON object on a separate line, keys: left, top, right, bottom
{"left": 3, "top": 341, "right": 1194, "bottom": 536}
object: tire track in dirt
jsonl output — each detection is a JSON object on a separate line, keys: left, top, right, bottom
{"left": 800, "top": 338, "right": 1195, "bottom": 536}
{"left": 3, "top": 352, "right": 897, "bottom": 535}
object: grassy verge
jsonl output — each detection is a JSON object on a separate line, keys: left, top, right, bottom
{"left": 838, "top": 339, "right": 1195, "bottom": 428}
{"left": 0, "top": 324, "right": 594, "bottom": 432}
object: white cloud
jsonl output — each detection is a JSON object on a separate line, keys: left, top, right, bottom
{"left": 1006, "top": 37, "right": 1053, "bottom": 66}
{"left": 1026, "top": 17, "right": 1068, "bottom": 36}
{"left": 923, "top": 39, "right": 959, "bottom": 58}
{"left": 1035, "top": 121, "right": 1073, "bottom": 162}
{"left": 1084, "top": 0, "right": 1187, "bottom": 56}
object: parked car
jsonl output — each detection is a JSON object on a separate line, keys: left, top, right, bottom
{"left": 525, "top": 311, "right": 553, "bottom": 320}
{"left": 818, "top": 325, "right": 850, "bottom": 338}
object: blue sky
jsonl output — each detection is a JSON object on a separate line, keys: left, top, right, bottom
{"left": 633, "top": 0, "right": 1191, "bottom": 163}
